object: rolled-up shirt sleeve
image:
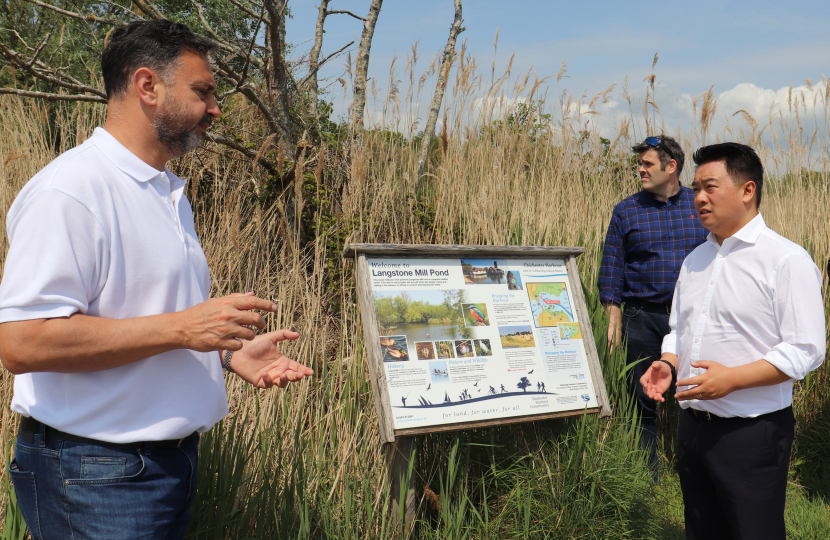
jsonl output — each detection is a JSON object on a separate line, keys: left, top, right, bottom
{"left": 763, "top": 252, "right": 826, "bottom": 380}
{"left": 0, "top": 188, "right": 109, "bottom": 323}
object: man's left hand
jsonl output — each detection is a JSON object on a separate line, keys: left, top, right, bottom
{"left": 675, "top": 360, "right": 735, "bottom": 401}
{"left": 229, "top": 329, "right": 313, "bottom": 389}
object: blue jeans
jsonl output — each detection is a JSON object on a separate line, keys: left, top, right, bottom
{"left": 622, "top": 303, "right": 672, "bottom": 471}
{"left": 8, "top": 427, "right": 198, "bottom": 540}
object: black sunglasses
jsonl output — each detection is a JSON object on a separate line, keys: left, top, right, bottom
{"left": 639, "top": 136, "right": 676, "bottom": 161}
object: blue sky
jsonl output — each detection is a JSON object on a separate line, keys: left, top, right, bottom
{"left": 285, "top": 1, "right": 830, "bottom": 137}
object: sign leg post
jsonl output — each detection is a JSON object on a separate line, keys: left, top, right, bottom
{"left": 388, "top": 435, "right": 417, "bottom": 532}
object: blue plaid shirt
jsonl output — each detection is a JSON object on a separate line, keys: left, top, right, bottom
{"left": 598, "top": 186, "right": 708, "bottom": 306}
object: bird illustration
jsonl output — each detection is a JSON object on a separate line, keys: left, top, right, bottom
{"left": 528, "top": 369, "right": 535, "bottom": 374}
{"left": 426, "top": 383, "right": 431, "bottom": 390}
{"left": 388, "top": 348, "right": 407, "bottom": 359}
{"left": 468, "top": 305, "right": 486, "bottom": 325}
{"left": 473, "top": 382, "right": 479, "bottom": 387}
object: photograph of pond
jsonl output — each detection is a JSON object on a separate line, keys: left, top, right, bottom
{"left": 415, "top": 341, "right": 436, "bottom": 360}
{"left": 460, "top": 259, "right": 506, "bottom": 285}
{"left": 373, "top": 289, "right": 471, "bottom": 341}
{"left": 435, "top": 340, "right": 455, "bottom": 359}
{"left": 499, "top": 325, "right": 536, "bottom": 348}
{"left": 474, "top": 339, "right": 493, "bottom": 356}
{"left": 379, "top": 335, "right": 409, "bottom": 361}
{"left": 455, "top": 339, "right": 474, "bottom": 357}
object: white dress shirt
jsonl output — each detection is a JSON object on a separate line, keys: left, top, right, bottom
{"left": 662, "top": 214, "right": 825, "bottom": 418}
{"left": 0, "top": 127, "right": 229, "bottom": 443}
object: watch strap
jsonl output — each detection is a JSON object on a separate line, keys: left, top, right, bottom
{"left": 656, "top": 358, "right": 676, "bottom": 385}
{"left": 223, "top": 349, "right": 234, "bottom": 373}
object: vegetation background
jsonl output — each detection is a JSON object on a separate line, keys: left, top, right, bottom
{"left": 1, "top": 1, "right": 829, "bottom": 538}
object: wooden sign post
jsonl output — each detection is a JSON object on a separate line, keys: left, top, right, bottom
{"left": 344, "top": 244, "right": 611, "bottom": 527}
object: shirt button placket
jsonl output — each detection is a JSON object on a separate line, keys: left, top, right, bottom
{"left": 691, "top": 249, "right": 725, "bottom": 375}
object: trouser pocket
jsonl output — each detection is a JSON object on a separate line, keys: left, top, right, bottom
{"left": 9, "top": 458, "right": 42, "bottom": 540}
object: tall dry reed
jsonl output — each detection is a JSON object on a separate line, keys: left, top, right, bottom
{"left": 0, "top": 50, "right": 828, "bottom": 537}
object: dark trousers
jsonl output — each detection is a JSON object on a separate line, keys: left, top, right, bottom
{"left": 678, "top": 406, "right": 794, "bottom": 540}
{"left": 9, "top": 427, "right": 198, "bottom": 540}
{"left": 622, "top": 302, "right": 671, "bottom": 469}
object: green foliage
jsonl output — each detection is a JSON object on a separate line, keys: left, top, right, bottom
{"left": 1, "top": 436, "right": 27, "bottom": 540}
{"left": 373, "top": 290, "right": 466, "bottom": 327}
{"left": 482, "top": 101, "right": 552, "bottom": 143}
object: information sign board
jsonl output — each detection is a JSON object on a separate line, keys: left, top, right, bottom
{"left": 345, "top": 244, "right": 611, "bottom": 443}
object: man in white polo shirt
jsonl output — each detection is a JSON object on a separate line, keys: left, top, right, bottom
{"left": 0, "top": 20, "right": 312, "bottom": 539}
{"left": 640, "top": 142, "right": 825, "bottom": 539}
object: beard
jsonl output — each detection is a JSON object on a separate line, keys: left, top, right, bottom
{"left": 153, "top": 93, "right": 211, "bottom": 159}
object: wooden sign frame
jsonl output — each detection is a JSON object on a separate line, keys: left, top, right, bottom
{"left": 344, "top": 243, "right": 612, "bottom": 444}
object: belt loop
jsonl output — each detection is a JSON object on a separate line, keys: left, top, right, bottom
{"left": 38, "top": 421, "right": 46, "bottom": 448}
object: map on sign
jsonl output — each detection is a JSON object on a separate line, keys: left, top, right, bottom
{"left": 527, "top": 282, "right": 574, "bottom": 327}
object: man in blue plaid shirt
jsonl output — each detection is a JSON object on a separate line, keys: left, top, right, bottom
{"left": 598, "top": 135, "right": 707, "bottom": 473}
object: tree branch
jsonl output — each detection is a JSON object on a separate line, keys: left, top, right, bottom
{"left": 0, "top": 41, "right": 107, "bottom": 98}
{"left": 351, "top": 0, "right": 383, "bottom": 139}
{"left": 130, "top": 0, "right": 165, "bottom": 21}
{"left": 300, "top": 40, "right": 354, "bottom": 88}
{"left": 416, "top": 0, "right": 464, "bottom": 188}
{"left": 228, "top": 0, "right": 271, "bottom": 25}
{"left": 326, "top": 10, "right": 366, "bottom": 22}
{"left": 212, "top": 56, "right": 278, "bottom": 134}
{"left": 0, "top": 88, "right": 107, "bottom": 103}
{"left": 206, "top": 132, "right": 280, "bottom": 177}
{"left": 22, "top": 0, "right": 125, "bottom": 27}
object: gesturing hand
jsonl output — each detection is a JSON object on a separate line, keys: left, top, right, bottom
{"left": 179, "top": 292, "right": 277, "bottom": 352}
{"left": 640, "top": 360, "right": 674, "bottom": 402}
{"left": 675, "top": 360, "right": 735, "bottom": 401}
{"left": 230, "top": 329, "right": 314, "bottom": 389}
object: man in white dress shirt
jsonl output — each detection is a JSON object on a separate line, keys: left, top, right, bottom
{"left": 640, "top": 142, "right": 825, "bottom": 540}
{"left": 0, "top": 20, "right": 312, "bottom": 539}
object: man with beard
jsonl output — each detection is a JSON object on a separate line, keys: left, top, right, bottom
{"left": 0, "top": 20, "right": 313, "bottom": 539}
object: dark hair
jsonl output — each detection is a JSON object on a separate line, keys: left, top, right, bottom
{"left": 692, "top": 142, "right": 764, "bottom": 208}
{"left": 632, "top": 134, "right": 685, "bottom": 177}
{"left": 101, "top": 20, "right": 216, "bottom": 99}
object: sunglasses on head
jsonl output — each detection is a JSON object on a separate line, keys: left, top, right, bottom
{"left": 640, "top": 136, "right": 676, "bottom": 161}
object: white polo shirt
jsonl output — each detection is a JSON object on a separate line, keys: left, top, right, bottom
{"left": 0, "top": 127, "right": 228, "bottom": 443}
{"left": 662, "top": 214, "right": 826, "bottom": 417}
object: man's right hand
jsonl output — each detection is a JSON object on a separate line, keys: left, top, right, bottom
{"left": 177, "top": 292, "right": 277, "bottom": 352}
{"left": 604, "top": 303, "right": 622, "bottom": 350}
{"left": 640, "top": 357, "right": 675, "bottom": 402}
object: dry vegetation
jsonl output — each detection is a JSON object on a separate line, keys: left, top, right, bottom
{"left": 1, "top": 54, "right": 829, "bottom": 538}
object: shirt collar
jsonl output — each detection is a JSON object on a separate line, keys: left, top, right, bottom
{"left": 706, "top": 213, "right": 766, "bottom": 248}
{"left": 88, "top": 127, "right": 177, "bottom": 185}
{"left": 642, "top": 185, "right": 684, "bottom": 206}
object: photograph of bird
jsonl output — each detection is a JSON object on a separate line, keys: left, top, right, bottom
{"left": 468, "top": 305, "right": 487, "bottom": 325}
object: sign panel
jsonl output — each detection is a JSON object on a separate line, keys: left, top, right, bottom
{"left": 346, "top": 244, "right": 610, "bottom": 441}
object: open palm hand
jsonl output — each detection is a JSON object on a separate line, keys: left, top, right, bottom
{"left": 230, "top": 330, "right": 313, "bottom": 389}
